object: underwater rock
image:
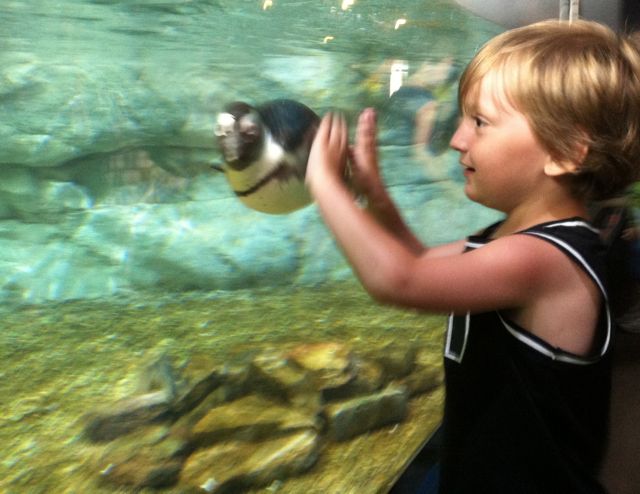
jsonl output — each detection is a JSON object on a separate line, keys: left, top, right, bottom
{"left": 181, "top": 430, "right": 320, "bottom": 494}
{"left": 249, "top": 349, "right": 317, "bottom": 403}
{"left": 85, "top": 349, "right": 185, "bottom": 442}
{"left": 401, "top": 347, "right": 445, "bottom": 397}
{"left": 173, "top": 362, "right": 252, "bottom": 425}
{"left": 287, "top": 341, "right": 353, "bottom": 374}
{"left": 0, "top": 168, "right": 94, "bottom": 222}
{"left": 319, "top": 357, "right": 384, "bottom": 403}
{"left": 402, "top": 362, "right": 445, "bottom": 397}
{"left": 398, "top": 348, "right": 444, "bottom": 397}
{"left": 170, "top": 366, "right": 228, "bottom": 419}
{"left": 95, "top": 424, "right": 188, "bottom": 489}
{"left": 134, "top": 349, "right": 180, "bottom": 398}
{"left": 148, "top": 146, "right": 217, "bottom": 178}
{"left": 100, "top": 458, "right": 183, "bottom": 489}
{"left": 286, "top": 342, "right": 357, "bottom": 397}
{"left": 366, "top": 342, "right": 418, "bottom": 380}
{"left": 324, "top": 385, "right": 409, "bottom": 442}
{"left": 84, "top": 389, "right": 174, "bottom": 442}
{"left": 190, "top": 394, "right": 319, "bottom": 447}
{"left": 84, "top": 339, "right": 442, "bottom": 491}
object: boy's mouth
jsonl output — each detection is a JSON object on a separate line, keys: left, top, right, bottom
{"left": 461, "top": 163, "right": 475, "bottom": 175}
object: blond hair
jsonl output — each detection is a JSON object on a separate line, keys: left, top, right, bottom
{"left": 459, "top": 20, "right": 640, "bottom": 200}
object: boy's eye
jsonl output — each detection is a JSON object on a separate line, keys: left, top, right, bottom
{"left": 473, "top": 116, "right": 487, "bottom": 128}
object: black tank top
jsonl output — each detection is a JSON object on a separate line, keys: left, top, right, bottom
{"left": 440, "top": 218, "right": 612, "bottom": 494}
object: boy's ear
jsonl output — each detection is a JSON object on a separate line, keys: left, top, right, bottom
{"left": 544, "top": 159, "right": 580, "bottom": 177}
{"left": 543, "top": 141, "right": 588, "bottom": 177}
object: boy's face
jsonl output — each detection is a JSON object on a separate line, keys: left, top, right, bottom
{"left": 449, "top": 74, "right": 553, "bottom": 213}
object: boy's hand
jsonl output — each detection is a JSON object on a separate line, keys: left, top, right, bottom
{"left": 351, "top": 108, "right": 383, "bottom": 198}
{"left": 306, "top": 112, "right": 349, "bottom": 191}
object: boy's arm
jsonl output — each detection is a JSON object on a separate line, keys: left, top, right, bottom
{"left": 349, "top": 108, "right": 426, "bottom": 254}
{"left": 361, "top": 177, "right": 466, "bottom": 260}
{"left": 309, "top": 110, "right": 466, "bottom": 261}
{"left": 306, "top": 112, "right": 561, "bottom": 314}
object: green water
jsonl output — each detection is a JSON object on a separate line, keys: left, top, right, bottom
{"left": 0, "top": 1, "right": 505, "bottom": 491}
{"left": 0, "top": 281, "right": 445, "bottom": 493}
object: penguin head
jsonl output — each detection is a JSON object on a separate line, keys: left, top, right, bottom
{"left": 214, "top": 102, "right": 265, "bottom": 170}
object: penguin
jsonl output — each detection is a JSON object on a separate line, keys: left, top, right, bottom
{"left": 214, "top": 99, "right": 320, "bottom": 214}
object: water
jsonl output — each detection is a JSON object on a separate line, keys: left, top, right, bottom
{"left": 0, "top": 1, "right": 503, "bottom": 492}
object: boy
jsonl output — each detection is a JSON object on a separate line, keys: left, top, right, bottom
{"left": 306, "top": 20, "right": 640, "bottom": 493}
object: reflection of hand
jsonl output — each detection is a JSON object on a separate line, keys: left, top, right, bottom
{"left": 351, "top": 108, "right": 384, "bottom": 200}
{"left": 306, "top": 112, "right": 349, "bottom": 191}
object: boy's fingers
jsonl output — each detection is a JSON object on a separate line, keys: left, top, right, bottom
{"left": 327, "top": 112, "right": 347, "bottom": 149}
{"left": 316, "top": 112, "right": 334, "bottom": 141}
{"left": 354, "top": 108, "right": 378, "bottom": 164}
{"left": 337, "top": 113, "right": 348, "bottom": 149}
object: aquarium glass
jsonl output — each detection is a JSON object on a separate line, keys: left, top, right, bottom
{"left": 0, "top": 1, "right": 503, "bottom": 492}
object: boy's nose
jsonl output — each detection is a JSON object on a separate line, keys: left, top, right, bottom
{"left": 449, "top": 123, "right": 468, "bottom": 152}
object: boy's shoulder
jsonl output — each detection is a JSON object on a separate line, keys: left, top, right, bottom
{"left": 465, "top": 217, "right": 606, "bottom": 295}
{"left": 468, "top": 218, "right": 601, "bottom": 250}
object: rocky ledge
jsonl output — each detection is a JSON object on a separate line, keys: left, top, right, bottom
{"left": 82, "top": 340, "right": 443, "bottom": 492}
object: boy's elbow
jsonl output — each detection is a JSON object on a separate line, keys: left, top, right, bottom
{"left": 367, "top": 285, "right": 399, "bottom": 306}
{"left": 361, "top": 264, "right": 413, "bottom": 306}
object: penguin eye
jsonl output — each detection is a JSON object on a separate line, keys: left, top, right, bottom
{"left": 242, "top": 127, "right": 259, "bottom": 139}
{"left": 239, "top": 116, "right": 261, "bottom": 138}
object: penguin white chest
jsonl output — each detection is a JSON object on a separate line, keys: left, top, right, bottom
{"left": 224, "top": 135, "right": 312, "bottom": 214}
